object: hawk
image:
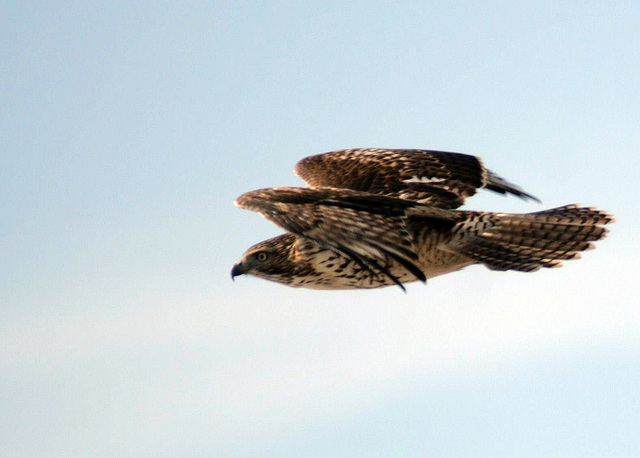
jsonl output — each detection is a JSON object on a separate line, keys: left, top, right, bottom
{"left": 231, "top": 149, "right": 614, "bottom": 291}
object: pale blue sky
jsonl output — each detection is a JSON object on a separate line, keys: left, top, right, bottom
{"left": 2, "top": 2, "right": 639, "bottom": 457}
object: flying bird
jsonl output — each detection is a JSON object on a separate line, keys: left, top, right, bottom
{"left": 231, "top": 149, "right": 613, "bottom": 291}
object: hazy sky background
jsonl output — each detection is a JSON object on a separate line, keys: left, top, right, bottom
{"left": 2, "top": 2, "right": 639, "bottom": 457}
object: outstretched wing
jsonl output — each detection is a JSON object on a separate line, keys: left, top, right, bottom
{"left": 294, "top": 148, "right": 539, "bottom": 209}
{"left": 234, "top": 187, "right": 428, "bottom": 290}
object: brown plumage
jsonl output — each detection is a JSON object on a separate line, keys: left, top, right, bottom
{"left": 231, "top": 149, "right": 614, "bottom": 291}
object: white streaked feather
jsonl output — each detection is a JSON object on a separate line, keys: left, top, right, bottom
{"left": 403, "top": 176, "right": 447, "bottom": 184}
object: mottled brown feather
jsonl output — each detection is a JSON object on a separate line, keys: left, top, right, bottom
{"left": 295, "top": 148, "right": 539, "bottom": 209}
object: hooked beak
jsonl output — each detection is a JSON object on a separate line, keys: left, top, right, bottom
{"left": 230, "top": 262, "right": 245, "bottom": 280}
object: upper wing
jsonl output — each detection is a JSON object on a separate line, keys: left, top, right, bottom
{"left": 234, "top": 186, "right": 434, "bottom": 290}
{"left": 294, "top": 148, "right": 539, "bottom": 209}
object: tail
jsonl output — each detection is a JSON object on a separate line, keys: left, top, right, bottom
{"left": 448, "top": 205, "right": 615, "bottom": 272}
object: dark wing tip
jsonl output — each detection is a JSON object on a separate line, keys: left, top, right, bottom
{"left": 485, "top": 171, "right": 541, "bottom": 203}
{"left": 385, "top": 250, "right": 426, "bottom": 284}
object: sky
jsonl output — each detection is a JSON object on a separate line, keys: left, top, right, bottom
{"left": 1, "top": 1, "right": 639, "bottom": 457}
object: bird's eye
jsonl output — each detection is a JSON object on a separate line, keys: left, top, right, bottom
{"left": 256, "top": 252, "right": 268, "bottom": 262}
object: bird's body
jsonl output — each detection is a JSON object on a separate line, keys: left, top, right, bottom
{"left": 242, "top": 232, "right": 473, "bottom": 290}
{"left": 231, "top": 149, "right": 613, "bottom": 291}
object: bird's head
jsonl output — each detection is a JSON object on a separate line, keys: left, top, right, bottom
{"left": 231, "top": 233, "right": 298, "bottom": 285}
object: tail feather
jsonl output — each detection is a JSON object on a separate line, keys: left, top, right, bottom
{"left": 448, "top": 204, "right": 614, "bottom": 272}
{"left": 482, "top": 232, "right": 595, "bottom": 253}
{"left": 528, "top": 204, "right": 615, "bottom": 224}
